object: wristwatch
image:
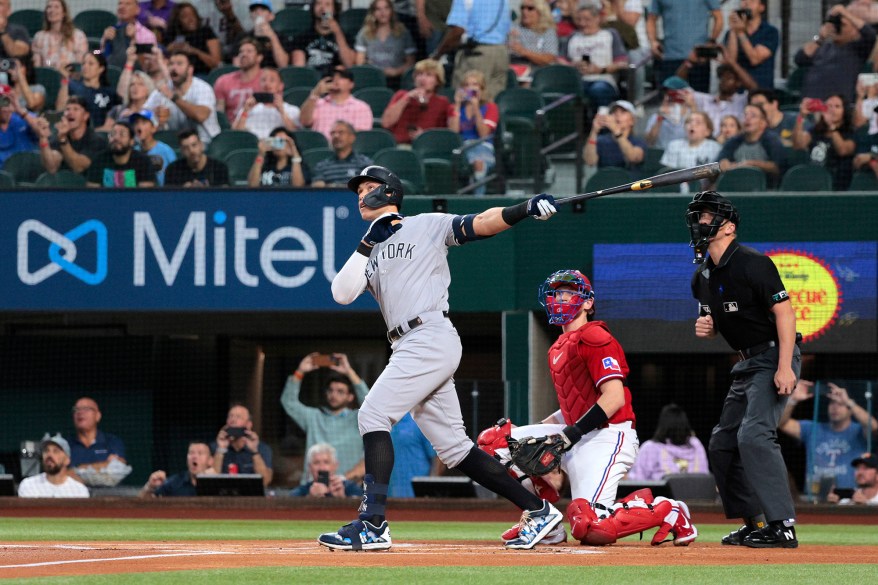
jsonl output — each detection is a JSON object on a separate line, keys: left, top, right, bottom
{"left": 812, "top": 35, "right": 824, "bottom": 45}
{"left": 58, "top": 139, "right": 68, "bottom": 145}
{"left": 171, "top": 93, "right": 180, "bottom": 102}
{"left": 291, "top": 157, "right": 302, "bottom": 163}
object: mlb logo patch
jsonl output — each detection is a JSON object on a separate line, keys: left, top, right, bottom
{"left": 724, "top": 302, "right": 739, "bottom": 312}
{"left": 602, "top": 357, "right": 621, "bottom": 372}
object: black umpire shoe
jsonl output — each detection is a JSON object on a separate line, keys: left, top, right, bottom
{"left": 742, "top": 523, "right": 798, "bottom": 549}
{"left": 721, "top": 524, "right": 753, "bottom": 546}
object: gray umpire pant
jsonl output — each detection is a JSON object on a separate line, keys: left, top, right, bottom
{"left": 708, "top": 345, "right": 801, "bottom": 523}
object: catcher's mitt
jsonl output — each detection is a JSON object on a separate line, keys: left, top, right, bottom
{"left": 507, "top": 434, "right": 567, "bottom": 477}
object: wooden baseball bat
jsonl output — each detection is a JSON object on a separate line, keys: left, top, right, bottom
{"left": 555, "top": 162, "right": 723, "bottom": 206}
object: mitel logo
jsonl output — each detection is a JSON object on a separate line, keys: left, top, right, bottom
{"left": 17, "top": 219, "right": 108, "bottom": 285}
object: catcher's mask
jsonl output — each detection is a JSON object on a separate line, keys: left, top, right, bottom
{"left": 685, "top": 190, "right": 739, "bottom": 264}
{"left": 348, "top": 165, "right": 404, "bottom": 210}
{"left": 539, "top": 269, "right": 595, "bottom": 326}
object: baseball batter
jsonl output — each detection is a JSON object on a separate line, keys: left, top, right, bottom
{"left": 317, "top": 165, "right": 562, "bottom": 551}
{"left": 480, "top": 270, "right": 697, "bottom": 546}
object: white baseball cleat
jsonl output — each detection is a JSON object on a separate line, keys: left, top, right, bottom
{"left": 504, "top": 501, "right": 564, "bottom": 550}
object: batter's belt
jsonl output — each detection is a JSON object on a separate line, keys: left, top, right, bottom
{"left": 387, "top": 311, "right": 449, "bottom": 343}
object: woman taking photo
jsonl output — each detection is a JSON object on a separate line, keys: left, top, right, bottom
{"left": 31, "top": 0, "right": 88, "bottom": 70}
{"left": 248, "top": 127, "right": 307, "bottom": 187}
{"left": 165, "top": 2, "right": 222, "bottom": 76}
{"left": 56, "top": 51, "right": 120, "bottom": 130}
{"left": 447, "top": 70, "right": 499, "bottom": 195}
{"left": 792, "top": 94, "right": 856, "bottom": 190}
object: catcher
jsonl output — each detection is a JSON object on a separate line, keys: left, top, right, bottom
{"left": 478, "top": 269, "right": 697, "bottom": 546}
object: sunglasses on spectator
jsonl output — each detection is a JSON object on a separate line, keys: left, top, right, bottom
{"left": 521, "top": 5, "right": 536, "bottom": 10}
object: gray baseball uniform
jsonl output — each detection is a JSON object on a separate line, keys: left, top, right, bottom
{"left": 334, "top": 213, "right": 474, "bottom": 467}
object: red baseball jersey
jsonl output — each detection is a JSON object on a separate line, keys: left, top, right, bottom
{"left": 547, "top": 321, "right": 636, "bottom": 427}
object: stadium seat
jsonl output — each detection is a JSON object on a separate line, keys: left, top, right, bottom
{"left": 106, "top": 66, "right": 123, "bottom": 93}
{"left": 354, "top": 129, "right": 396, "bottom": 158}
{"left": 9, "top": 9, "right": 42, "bottom": 36}
{"left": 73, "top": 10, "right": 117, "bottom": 41}
{"left": 207, "top": 130, "right": 258, "bottom": 160}
{"left": 849, "top": 170, "right": 878, "bottom": 191}
{"left": 279, "top": 66, "right": 321, "bottom": 90}
{"left": 339, "top": 8, "right": 368, "bottom": 43}
{"left": 422, "top": 158, "right": 457, "bottom": 195}
{"left": 224, "top": 149, "right": 258, "bottom": 186}
{"left": 411, "top": 129, "right": 462, "bottom": 162}
{"left": 372, "top": 147, "right": 425, "bottom": 193}
{"left": 400, "top": 67, "right": 415, "bottom": 90}
{"left": 780, "top": 164, "right": 833, "bottom": 191}
{"left": 34, "top": 170, "right": 87, "bottom": 187}
{"left": 642, "top": 147, "right": 665, "bottom": 175}
{"left": 531, "top": 64, "right": 583, "bottom": 99}
{"left": 584, "top": 166, "right": 632, "bottom": 191}
{"left": 506, "top": 68, "right": 518, "bottom": 89}
{"left": 206, "top": 65, "right": 239, "bottom": 87}
{"left": 155, "top": 130, "right": 181, "bottom": 150}
{"left": 349, "top": 64, "right": 387, "bottom": 89}
{"left": 35, "top": 67, "right": 63, "bottom": 111}
{"left": 272, "top": 7, "right": 313, "bottom": 36}
{"left": 495, "top": 88, "right": 544, "bottom": 121}
{"left": 0, "top": 169, "right": 15, "bottom": 187}
{"left": 216, "top": 111, "right": 231, "bottom": 131}
{"left": 784, "top": 146, "right": 810, "bottom": 168}
{"left": 293, "top": 129, "right": 329, "bottom": 153}
{"left": 400, "top": 177, "right": 419, "bottom": 194}
{"left": 3, "top": 152, "right": 44, "bottom": 185}
{"left": 353, "top": 87, "right": 394, "bottom": 122}
{"left": 283, "top": 86, "right": 313, "bottom": 107}
{"left": 301, "top": 147, "right": 334, "bottom": 170}
{"left": 714, "top": 166, "right": 767, "bottom": 192}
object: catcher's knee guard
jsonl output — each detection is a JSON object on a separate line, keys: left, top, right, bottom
{"left": 567, "top": 498, "right": 604, "bottom": 543}
{"left": 569, "top": 496, "right": 674, "bottom": 546}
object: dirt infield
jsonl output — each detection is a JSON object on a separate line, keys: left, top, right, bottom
{"left": 2, "top": 540, "right": 876, "bottom": 579}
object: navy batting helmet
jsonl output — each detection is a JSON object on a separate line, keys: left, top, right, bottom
{"left": 348, "top": 165, "right": 404, "bottom": 210}
{"left": 538, "top": 270, "right": 595, "bottom": 326}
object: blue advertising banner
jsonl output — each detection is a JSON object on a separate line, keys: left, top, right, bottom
{"left": 1, "top": 190, "right": 377, "bottom": 310}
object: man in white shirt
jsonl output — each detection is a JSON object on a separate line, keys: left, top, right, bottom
{"left": 18, "top": 434, "right": 90, "bottom": 498}
{"left": 232, "top": 67, "right": 301, "bottom": 139}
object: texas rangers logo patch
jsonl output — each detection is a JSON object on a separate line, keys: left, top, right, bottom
{"left": 602, "top": 357, "right": 621, "bottom": 372}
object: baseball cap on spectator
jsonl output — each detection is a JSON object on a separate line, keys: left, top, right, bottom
{"left": 66, "top": 95, "right": 89, "bottom": 109}
{"left": 609, "top": 100, "right": 637, "bottom": 116}
{"left": 0, "top": 84, "right": 13, "bottom": 106}
{"left": 333, "top": 68, "right": 354, "bottom": 82}
{"left": 40, "top": 433, "right": 71, "bottom": 458}
{"left": 852, "top": 453, "right": 877, "bottom": 469}
{"left": 129, "top": 109, "right": 158, "bottom": 128}
{"left": 662, "top": 76, "right": 689, "bottom": 91}
{"left": 250, "top": 0, "right": 273, "bottom": 10}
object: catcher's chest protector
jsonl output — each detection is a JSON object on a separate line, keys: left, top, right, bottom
{"left": 549, "top": 333, "right": 600, "bottom": 425}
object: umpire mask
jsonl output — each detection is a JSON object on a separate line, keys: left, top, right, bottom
{"left": 685, "top": 191, "right": 739, "bottom": 264}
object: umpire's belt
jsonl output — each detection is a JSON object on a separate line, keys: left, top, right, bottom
{"left": 387, "top": 311, "right": 449, "bottom": 343}
{"left": 736, "top": 332, "right": 803, "bottom": 361}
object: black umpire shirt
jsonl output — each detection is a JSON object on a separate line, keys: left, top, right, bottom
{"left": 691, "top": 239, "right": 791, "bottom": 351}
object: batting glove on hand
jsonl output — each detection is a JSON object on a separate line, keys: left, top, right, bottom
{"left": 527, "top": 193, "right": 557, "bottom": 220}
{"left": 362, "top": 212, "right": 403, "bottom": 247}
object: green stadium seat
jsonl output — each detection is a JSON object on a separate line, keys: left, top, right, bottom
{"left": 224, "top": 149, "right": 258, "bottom": 186}
{"left": 354, "top": 129, "right": 396, "bottom": 158}
{"left": 3, "top": 151, "right": 44, "bottom": 185}
{"left": 301, "top": 147, "right": 334, "bottom": 171}
{"left": 643, "top": 147, "right": 665, "bottom": 175}
{"left": 279, "top": 66, "right": 321, "bottom": 90}
{"left": 73, "top": 10, "right": 117, "bottom": 40}
{"left": 584, "top": 166, "right": 632, "bottom": 192}
{"left": 779, "top": 164, "right": 833, "bottom": 191}
{"left": 34, "top": 170, "right": 87, "bottom": 187}
{"left": 35, "top": 67, "right": 63, "bottom": 111}
{"left": 9, "top": 9, "right": 43, "bottom": 36}
{"left": 293, "top": 129, "right": 329, "bottom": 153}
{"left": 272, "top": 7, "right": 313, "bottom": 36}
{"left": 206, "top": 65, "right": 239, "bottom": 87}
{"left": 411, "top": 129, "right": 462, "bottom": 162}
{"left": 0, "top": 169, "right": 15, "bottom": 187}
{"left": 714, "top": 166, "right": 767, "bottom": 192}
{"left": 849, "top": 170, "right": 878, "bottom": 191}
{"left": 349, "top": 64, "right": 387, "bottom": 89}
{"left": 207, "top": 130, "right": 258, "bottom": 160}
{"left": 422, "top": 158, "right": 457, "bottom": 195}
{"left": 283, "top": 86, "right": 313, "bottom": 107}
{"left": 353, "top": 87, "right": 394, "bottom": 122}
{"left": 372, "top": 147, "right": 424, "bottom": 193}
{"left": 531, "top": 64, "right": 583, "bottom": 99}
{"left": 339, "top": 8, "right": 368, "bottom": 43}
{"left": 155, "top": 130, "right": 180, "bottom": 150}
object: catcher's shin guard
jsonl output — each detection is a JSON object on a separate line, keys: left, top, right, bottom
{"left": 568, "top": 497, "right": 674, "bottom": 545}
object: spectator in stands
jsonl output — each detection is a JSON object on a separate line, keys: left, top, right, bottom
{"left": 644, "top": 76, "right": 695, "bottom": 149}
{"left": 165, "top": 2, "right": 222, "bottom": 76}
{"left": 779, "top": 380, "right": 877, "bottom": 494}
{"left": 56, "top": 52, "right": 121, "bottom": 131}
{"left": 191, "top": 0, "right": 244, "bottom": 59}
{"left": 248, "top": 126, "right": 306, "bottom": 186}
{"left": 140, "top": 441, "right": 217, "bottom": 497}
{"left": 102, "top": 0, "right": 159, "bottom": 69}
{"left": 834, "top": 454, "right": 878, "bottom": 505}
{"left": 659, "top": 112, "right": 721, "bottom": 174}
{"left": 280, "top": 352, "right": 370, "bottom": 484}
{"left": 355, "top": 0, "right": 417, "bottom": 90}
{"left": 722, "top": 0, "right": 778, "bottom": 90}
{"left": 583, "top": 99, "right": 646, "bottom": 173}
{"left": 215, "top": 36, "right": 262, "bottom": 119}
{"left": 225, "top": 0, "right": 289, "bottom": 69}
{"left": 107, "top": 66, "right": 155, "bottom": 130}
{"left": 138, "top": 0, "right": 175, "bottom": 42}
{"left": 130, "top": 109, "right": 175, "bottom": 185}
{"left": 64, "top": 397, "right": 128, "bottom": 477}
{"left": 37, "top": 95, "right": 107, "bottom": 175}
{"left": 86, "top": 120, "right": 157, "bottom": 186}
{"left": 680, "top": 61, "right": 751, "bottom": 141}
{"left": 381, "top": 58, "right": 448, "bottom": 144}
{"left": 717, "top": 103, "right": 785, "bottom": 186}
{"left": 164, "top": 128, "right": 229, "bottom": 185}
{"left": 299, "top": 67, "right": 373, "bottom": 140}
{"left": 389, "top": 413, "right": 437, "bottom": 498}
{"left": 144, "top": 50, "right": 220, "bottom": 145}
{"left": 507, "top": 0, "right": 559, "bottom": 83}
{"left": 290, "top": 0, "right": 356, "bottom": 75}
{"left": 565, "top": 4, "right": 628, "bottom": 108}
{"left": 447, "top": 69, "right": 498, "bottom": 194}
{"left": 310, "top": 120, "right": 373, "bottom": 187}
{"left": 853, "top": 75, "right": 878, "bottom": 134}
{"left": 12, "top": 56, "right": 46, "bottom": 113}
{"left": 431, "top": 0, "right": 511, "bottom": 101}
{"left": 233, "top": 67, "right": 300, "bottom": 138}
{"left": 415, "top": 0, "right": 451, "bottom": 55}
{"left": 853, "top": 127, "right": 878, "bottom": 177}
{"left": 117, "top": 43, "right": 166, "bottom": 98}
{"left": 599, "top": 0, "right": 639, "bottom": 55}
{"left": 553, "top": 0, "right": 576, "bottom": 39}
{"left": 647, "top": 0, "right": 722, "bottom": 93}
{"left": 0, "top": 0, "right": 31, "bottom": 59}
{"left": 0, "top": 85, "right": 37, "bottom": 167}
{"left": 716, "top": 114, "right": 742, "bottom": 145}
{"left": 290, "top": 443, "right": 364, "bottom": 497}
{"left": 18, "top": 434, "right": 89, "bottom": 498}
{"left": 749, "top": 89, "right": 797, "bottom": 147}
{"left": 626, "top": 403, "right": 709, "bottom": 481}
{"left": 212, "top": 403, "right": 274, "bottom": 486}
{"left": 795, "top": 4, "right": 875, "bottom": 103}
{"left": 31, "top": 0, "right": 88, "bottom": 70}
{"left": 390, "top": 0, "right": 422, "bottom": 58}
{"left": 792, "top": 93, "right": 856, "bottom": 190}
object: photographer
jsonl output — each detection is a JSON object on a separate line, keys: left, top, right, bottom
{"left": 723, "top": 0, "right": 778, "bottom": 90}
{"left": 290, "top": 443, "right": 364, "bottom": 497}
{"left": 792, "top": 93, "right": 856, "bottom": 190}
{"left": 644, "top": 76, "right": 695, "bottom": 148}
{"left": 290, "top": 0, "right": 355, "bottom": 74}
{"left": 247, "top": 126, "right": 307, "bottom": 187}
{"left": 139, "top": 441, "right": 216, "bottom": 497}
{"left": 232, "top": 67, "right": 301, "bottom": 139}
{"left": 0, "top": 83, "right": 38, "bottom": 167}
{"left": 0, "top": 0, "right": 31, "bottom": 59}
{"left": 211, "top": 404, "right": 274, "bottom": 486}
{"left": 676, "top": 54, "right": 754, "bottom": 139}
{"left": 795, "top": 3, "right": 875, "bottom": 103}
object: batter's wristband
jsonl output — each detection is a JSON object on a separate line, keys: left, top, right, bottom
{"left": 356, "top": 242, "right": 373, "bottom": 256}
{"left": 501, "top": 201, "right": 529, "bottom": 225}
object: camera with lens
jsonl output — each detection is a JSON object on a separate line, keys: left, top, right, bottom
{"left": 735, "top": 8, "right": 752, "bottom": 19}
{"left": 825, "top": 13, "right": 843, "bottom": 34}
{"left": 0, "top": 58, "right": 15, "bottom": 73}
